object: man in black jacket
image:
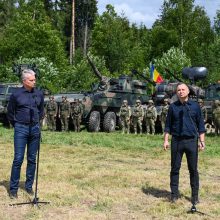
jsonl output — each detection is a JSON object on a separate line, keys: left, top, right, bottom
{"left": 163, "top": 83, "right": 205, "bottom": 204}
{"left": 7, "top": 69, "right": 44, "bottom": 199}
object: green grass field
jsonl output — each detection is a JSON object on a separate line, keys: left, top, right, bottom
{"left": 0, "top": 126, "right": 220, "bottom": 220}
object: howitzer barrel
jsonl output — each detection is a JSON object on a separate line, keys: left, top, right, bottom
{"left": 165, "top": 68, "right": 182, "bottom": 82}
{"left": 87, "top": 55, "right": 103, "bottom": 81}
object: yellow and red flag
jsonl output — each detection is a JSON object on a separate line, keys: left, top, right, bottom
{"left": 150, "top": 64, "right": 164, "bottom": 83}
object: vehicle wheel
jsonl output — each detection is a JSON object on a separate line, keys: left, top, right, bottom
{"left": 103, "top": 112, "right": 116, "bottom": 132}
{"left": 88, "top": 111, "right": 100, "bottom": 132}
{"left": 205, "top": 123, "right": 215, "bottom": 134}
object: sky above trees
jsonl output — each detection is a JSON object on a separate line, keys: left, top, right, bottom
{"left": 97, "top": 0, "right": 220, "bottom": 28}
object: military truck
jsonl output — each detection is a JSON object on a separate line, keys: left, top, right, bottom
{"left": 79, "top": 56, "right": 150, "bottom": 132}
{"left": 0, "top": 83, "right": 23, "bottom": 125}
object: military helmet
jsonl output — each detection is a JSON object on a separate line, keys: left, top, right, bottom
{"left": 164, "top": 99, "right": 168, "bottom": 103}
{"left": 136, "top": 99, "right": 141, "bottom": 103}
{"left": 198, "top": 99, "right": 203, "bottom": 103}
{"left": 123, "top": 100, "right": 128, "bottom": 103}
{"left": 214, "top": 100, "right": 220, "bottom": 104}
{"left": 148, "top": 100, "right": 154, "bottom": 104}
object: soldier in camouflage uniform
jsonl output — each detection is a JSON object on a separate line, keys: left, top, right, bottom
{"left": 119, "top": 100, "right": 131, "bottom": 134}
{"left": 198, "top": 99, "right": 207, "bottom": 122}
{"left": 212, "top": 100, "right": 220, "bottom": 135}
{"left": 144, "top": 100, "right": 157, "bottom": 135}
{"left": 132, "top": 99, "right": 144, "bottom": 134}
{"left": 58, "top": 96, "right": 70, "bottom": 131}
{"left": 71, "top": 99, "right": 83, "bottom": 132}
{"left": 79, "top": 99, "right": 85, "bottom": 113}
{"left": 45, "top": 96, "right": 58, "bottom": 131}
{"left": 160, "top": 99, "right": 169, "bottom": 133}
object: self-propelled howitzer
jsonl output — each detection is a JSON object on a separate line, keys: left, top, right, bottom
{"left": 154, "top": 67, "right": 207, "bottom": 104}
{"left": 82, "top": 56, "right": 150, "bottom": 132}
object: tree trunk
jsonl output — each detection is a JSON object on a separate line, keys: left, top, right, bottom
{"left": 83, "top": 20, "right": 88, "bottom": 57}
{"left": 70, "top": 0, "right": 75, "bottom": 65}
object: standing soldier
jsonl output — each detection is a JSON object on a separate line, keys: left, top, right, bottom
{"left": 59, "top": 96, "right": 70, "bottom": 131}
{"left": 198, "top": 99, "right": 207, "bottom": 122}
{"left": 132, "top": 99, "right": 144, "bottom": 134}
{"left": 45, "top": 96, "right": 58, "bottom": 131}
{"left": 119, "top": 100, "right": 131, "bottom": 134}
{"left": 145, "top": 100, "right": 157, "bottom": 135}
{"left": 212, "top": 100, "right": 220, "bottom": 135}
{"left": 71, "top": 99, "right": 83, "bottom": 132}
{"left": 161, "top": 99, "right": 169, "bottom": 133}
{"left": 79, "top": 99, "right": 85, "bottom": 113}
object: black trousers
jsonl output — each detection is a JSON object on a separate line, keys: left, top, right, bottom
{"left": 170, "top": 136, "right": 199, "bottom": 198}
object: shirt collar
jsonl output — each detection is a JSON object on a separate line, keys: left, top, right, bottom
{"left": 22, "top": 86, "right": 35, "bottom": 93}
{"left": 176, "top": 99, "right": 193, "bottom": 106}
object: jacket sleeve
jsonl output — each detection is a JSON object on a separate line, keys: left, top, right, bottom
{"left": 39, "top": 91, "right": 45, "bottom": 120}
{"left": 196, "top": 104, "right": 206, "bottom": 134}
{"left": 164, "top": 105, "right": 172, "bottom": 134}
{"left": 7, "top": 93, "right": 16, "bottom": 126}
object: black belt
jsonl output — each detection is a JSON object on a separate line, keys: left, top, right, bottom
{"left": 173, "top": 135, "right": 195, "bottom": 140}
{"left": 17, "top": 122, "right": 38, "bottom": 126}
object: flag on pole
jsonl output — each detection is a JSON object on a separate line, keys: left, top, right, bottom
{"left": 150, "top": 64, "right": 164, "bottom": 83}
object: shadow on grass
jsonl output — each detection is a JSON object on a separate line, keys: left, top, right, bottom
{"left": 0, "top": 180, "right": 26, "bottom": 194}
{"left": 142, "top": 185, "right": 191, "bottom": 202}
{"left": 142, "top": 185, "right": 170, "bottom": 200}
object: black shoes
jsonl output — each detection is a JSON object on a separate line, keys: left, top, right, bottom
{"left": 25, "top": 188, "right": 34, "bottom": 195}
{"left": 9, "top": 191, "right": 18, "bottom": 199}
{"left": 170, "top": 192, "right": 199, "bottom": 204}
{"left": 9, "top": 188, "right": 34, "bottom": 198}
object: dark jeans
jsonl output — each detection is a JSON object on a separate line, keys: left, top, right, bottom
{"left": 170, "top": 136, "right": 199, "bottom": 198}
{"left": 10, "top": 122, "right": 40, "bottom": 193}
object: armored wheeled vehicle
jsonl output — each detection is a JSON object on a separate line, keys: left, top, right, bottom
{"left": 153, "top": 67, "right": 207, "bottom": 111}
{"left": 153, "top": 67, "right": 207, "bottom": 104}
{"left": 80, "top": 56, "right": 150, "bottom": 132}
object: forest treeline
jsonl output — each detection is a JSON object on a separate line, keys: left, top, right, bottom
{"left": 0, "top": 0, "right": 219, "bottom": 93}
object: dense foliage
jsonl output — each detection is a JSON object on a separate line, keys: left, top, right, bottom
{"left": 0, "top": 0, "right": 219, "bottom": 92}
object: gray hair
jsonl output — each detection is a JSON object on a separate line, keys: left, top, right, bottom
{"left": 21, "top": 69, "right": 36, "bottom": 81}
